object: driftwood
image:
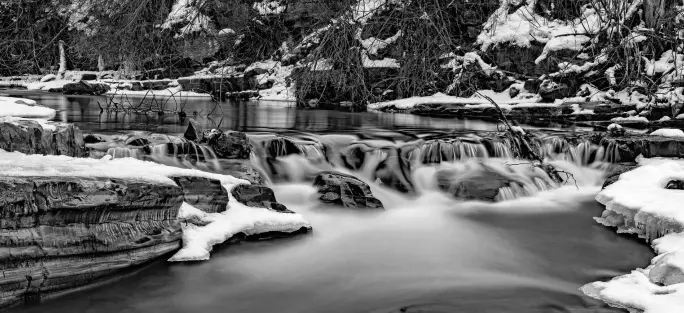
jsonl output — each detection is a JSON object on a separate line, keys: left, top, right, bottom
{"left": 476, "top": 92, "right": 567, "bottom": 184}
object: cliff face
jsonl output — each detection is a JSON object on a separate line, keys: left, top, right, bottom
{"left": 0, "top": 176, "right": 186, "bottom": 307}
{"left": 0, "top": 119, "right": 84, "bottom": 157}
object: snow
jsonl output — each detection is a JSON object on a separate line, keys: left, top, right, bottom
{"left": 169, "top": 194, "right": 310, "bottom": 262}
{"left": 0, "top": 150, "right": 247, "bottom": 186}
{"left": 610, "top": 116, "right": 649, "bottom": 123}
{"left": 583, "top": 158, "right": 684, "bottom": 312}
{"left": 160, "top": 0, "right": 214, "bottom": 38}
{"left": 362, "top": 53, "right": 400, "bottom": 68}
{"left": 0, "top": 96, "right": 56, "bottom": 118}
{"left": 358, "top": 29, "right": 402, "bottom": 56}
{"left": 253, "top": 1, "right": 286, "bottom": 15}
{"left": 651, "top": 129, "right": 684, "bottom": 138}
{"left": 367, "top": 92, "right": 540, "bottom": 111}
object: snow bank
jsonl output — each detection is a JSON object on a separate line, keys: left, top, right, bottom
{"left": 0, "top": 96, "right": 56, "bottom": 118}
{"left": 169, "top": 196, "right": 310, "bottom": 262}
{"left": 367, "top": 92, "right": 540, "bottom": 111}
{"left": 583, "top": 158, "right": 684, "bottom": 313}
{"left": 610, "top": 116, "right": 649, "bottom": 123}
{"left": 651, "top": 129, "right": 684, "bottom": 138}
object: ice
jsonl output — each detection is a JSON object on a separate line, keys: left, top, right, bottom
{"left": 583, "top": 157, "right": 684, "bottom": 312}
{"left": 169, "top": 194, "right": 311, "bottom": 262}
{"left": 651, "top": 129, "right": 684, "bottom": 138}
{"left": 0, "top": 96, "right": 56, "bottom": 118}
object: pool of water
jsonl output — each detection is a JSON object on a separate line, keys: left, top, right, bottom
{"left": 1, "top": 90, "right": 652, "bottom": 313}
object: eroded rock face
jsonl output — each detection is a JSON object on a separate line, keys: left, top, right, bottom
{"left": 231, "top": 184, "right": 292, "bottom": 213}
{"left": 207, "top": 130, "right": 251, "bottom": 159}
{"left": 312, "top": 171, "right": 384, "bottom": 209}
{"left": 172, "top": 176, "right": 229, "bottom": 213}
{"left": 0, "top": 176, "right": 184, "bottom": 308}
{"left": 598, "top": 135, "right": 684, "bottom": 162}
{"left": 0, "top": 119, "right": 84, "bottom": 157}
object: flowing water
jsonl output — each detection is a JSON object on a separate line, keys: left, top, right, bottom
{"left": 3, "top": 91, "right": 653, "bottom": 313}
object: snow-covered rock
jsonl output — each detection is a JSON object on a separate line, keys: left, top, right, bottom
{"left": 583, "top": 158, "right": 684, "bottom": 313}
{"left": 651, "top": 128, "right": 684, "bottom": 138}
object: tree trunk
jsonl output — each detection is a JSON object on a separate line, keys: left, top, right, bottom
{"left": 57, "top": 40, "right": 67, "bottom": 79}
{"left": 98, "top": 55, "right": 105, "bottom": 72}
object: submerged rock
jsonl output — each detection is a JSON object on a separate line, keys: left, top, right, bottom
{"left": 0, "top": 119, "right": 84, "bottom": 157}
{"left": 231, "top": 184, "right": 293, "bottom": 213}
{"left": 312, "top": 171, "right": 384, "bottom": 209}
{"left": 0, "top": 176, "right": 184, "bottom": 308}
{"left": 436, "top": 168, "right": 511, "bottom": 202}
{"left": 207, "top": 130, "right": 251, "bottom": 159}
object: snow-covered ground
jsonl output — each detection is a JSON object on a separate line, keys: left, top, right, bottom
{"left": 0, "top": 96, "right": 55, "bottom": 118}
{"left": 0, "top": 150, "right": 311, "bottom": 262}
{"left": 582, "top": 157, "right": 684, "bottom": 313}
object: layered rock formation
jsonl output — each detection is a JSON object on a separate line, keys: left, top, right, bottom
{"left": 0, "top": 175, "right": 186, "bottom": 308}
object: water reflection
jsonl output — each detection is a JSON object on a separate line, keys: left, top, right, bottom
{"left": 1, "top": 90, "right": 502, "bottom": 134}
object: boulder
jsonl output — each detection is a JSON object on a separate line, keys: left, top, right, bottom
{"left": 539, "top": 80, "right": 571, "bottom": 102}
{"left": 62, "top": 81, "right": 111, "bottom": 95}
{"left": 83, "top": 133, "right": 105, "bottom": 144}
{"left": 184, "top": 118, "right": 205, "bottom": 142}
{"left": 231, "top": 184, "right": 293, "bottom": 213}
{"left": 40, "top": 74, "right": 56, "bottom": 83}
{"left": 77, "top": 73, "right": 98, "bottom": 81}
{"left": 598, "top": 135, "right": 684, "bottom": 162}
{"left": 172, "top": 176, "right": 229, "bottom": 213}
{"left": 312, "top": 171, "right": 384, "bottom": 209}
{"left": 0, "top": 176, "right": 184, "bottom": 308}
{"left": 125, "top": 136, "right": 150, "bottom": 146}
{"left": 0, "top": 119, "right": 84, "bottom": 157}
{"left": 217, "top": 161, "right": 267, "bottom": 185}
{"left": 207, "top": 130, "right": 251, "bottom": 159}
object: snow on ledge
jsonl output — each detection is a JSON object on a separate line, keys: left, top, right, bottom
{"left": 367, "top": 92, "right": 542, "bottom": 111}
{"left": 0, "top": 150, "right": 311, "bottom": 262}
{"left": 0, "top": 96, "right": 56, "bottom": 118}
{"left": 582, "top": 158, "right": 684, "bottom": 313}
{"left": 651, "top": 129, "right": 684, "bottom": 138}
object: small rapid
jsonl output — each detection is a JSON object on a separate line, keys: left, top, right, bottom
{"left": 0, "top": 91, "right": 653, "bottom": 313}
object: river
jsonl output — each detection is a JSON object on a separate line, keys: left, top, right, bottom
{"left": 2, "top": 90, "right": 652, "bottom": 313}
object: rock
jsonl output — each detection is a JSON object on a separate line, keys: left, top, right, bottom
{"left": 184, "top": 118, "right": 204, "bottom": 142}
{"left": 77, "top": 73, "right": 98, "bottom": 81}
{"left": 40, "top": 74, "right": 56, "bottom": 83}
{"left": 83, "top": 133, "right": 105, "bottom": 144}
{"left": 539, "top": 80, "right": 571, "bottom": 102}
{"left": 207, "top": 130, "right": 251, "bottom": 159}
{"left": 607, "top": 123, "right": 625, "bottom": 136}
{"left": 649, "top": 251, "right": 684, "bottom": 286}
{"left": 312, "top": 171, "right": 384, "bottom": 209}
{"left": 0, "top": 175, "right": 184, "bottom": 308}
{"left": 62, "top": 81, "right": 111, "bottom": 95}
{"left": 666, "top": 180, "right": 684, "bottom": 189}
{"left": 231, "top": 184, "right": 293, "bottom": 213}
{"left": 172, "top": 176, "right": 229, "bottom": 213}
{"left": 217, "top": 161, "right": 267, "bottom": 185}
{"left": 509, "top": 86, "right": 520, "bottom": 98}
{"left": 125, "top": 136, "right": 150, "bottom": 146}
{"left": 0, "top": 119, "right": 84, "bottom": 157}
{"left": 602, "top": 163, "right": 638, "bottom": 189}
{"left": 436, "top": 167, "right": 511, "bottom": 201}
{"left": 598, "top": 135, "right": 684, "bottom": 162}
